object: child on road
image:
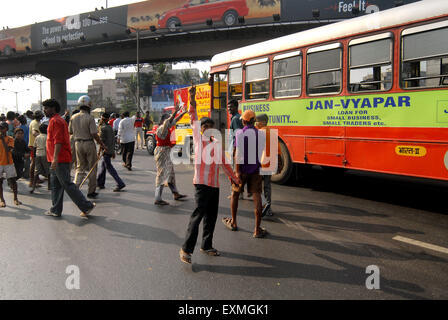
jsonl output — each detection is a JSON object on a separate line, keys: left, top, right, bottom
{"left": 0, "top": 122, "right": 21, "bottom": 207}
{"left": 30, "top": 123, "right": 50, "bottom": 193}
{"left": 12, "top": 127, "right": 30, "bottom": 180}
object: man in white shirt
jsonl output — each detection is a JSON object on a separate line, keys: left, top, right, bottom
{"left": 117, "top": 111, "right": 136, "bottom": 171}
{"left": 113, "top": 113, "right": 122, "bottom": 135}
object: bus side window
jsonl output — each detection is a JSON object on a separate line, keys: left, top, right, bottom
{"left": 307, "top": 45, "right": 342, "bottom": 95}
{"left": 401, "top": 25, "right": 448, "bottom": 89}
{"left": 349, "top": 36, "right": 393, "bottom": 93}
{"left": 245, "top": 59, "right": 269, "bottom": 100}
{"left": 273, "top": 52, "right": 302, "bottom": 98}
{"left": 228, "top": 66, "right": 243, "bottom": 101}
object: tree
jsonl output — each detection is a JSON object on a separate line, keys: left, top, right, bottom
{"left": 103, "top": 97, "right": 120, "bottom": 114}
{"left": 153, "top": 63, "right": 173, "bottom": 84}
{"left": 200, "top": 70, "right": 210, "bottom": 83}
{"left": 125, "top": 74, "right": 138, "bottom": 104}
{"left": 180, "top": 70, "right": 193, "bottom": 85}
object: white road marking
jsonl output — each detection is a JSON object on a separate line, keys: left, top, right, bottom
{"left": 145, "top": 171, "right": 157, "bottom": 175}
{"left": 393, "top": 236, "right": 448, "bottom": 255}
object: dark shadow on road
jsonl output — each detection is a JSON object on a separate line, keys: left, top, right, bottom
{"left": 192, "top": 251, "right": 427, "bottom": 299}
{"left": 265, "top": 233, "right": 447, "bottom": 263}
{"left": 272, "top": 208, "right": 423, "bottom": 235}
{"left": 274, "top": 200, "right": 388, "bottom": 218}
{"left": 62, "top": 215, "right": 184, "bottom": 245}
{"left": 287, "top": 167, "right": 448, "bottom": 216}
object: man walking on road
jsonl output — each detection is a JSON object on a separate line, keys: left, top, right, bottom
{"left": 113, "top": 113, "right": 122, "bottom": 136}
{"left": 222, "top": 110, "right": 268, "bottom": 238}
{"left": 43, "top": 99, "right": 96, "bottom": 218}
{"left": 228, "top": 99, "right": 245, "bottom": 200}
{"left": 134, "top": 112, "right": 144, "bottom": 150}
{"left": 117, "top": 111, "right": 135, "bottom": 171}
{"left": 179, "top": 85, "right": 241, "bottom": 264}
{"left": 28, "top": 110, "right": 44, "bottom": 187}
{"left": 97, "top": 113, "right": 125, "bottom": 192}
{"left": 69, "top": 96, "right": 106, "bottom": 199}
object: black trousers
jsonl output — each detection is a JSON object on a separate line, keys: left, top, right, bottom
{"left": 121, "top": 141, "right": 135, "bottom": 168}
{"left": 182, "top": 184, "right": 220, "bottom": 254}
{"left": 13, "top": 159, "right": 25, "bottom": 180}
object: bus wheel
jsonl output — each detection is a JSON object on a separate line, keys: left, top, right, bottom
{"left": 272, "top": 140, "right": 293, "bottom": 184}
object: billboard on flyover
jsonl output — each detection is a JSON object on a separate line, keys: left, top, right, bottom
{"left": 0, "top": 0, "right": 420, "bottom": 55}
{"left": 0, "top": 25, "right": 31, "bottom": 55}
{"left": 30, "top": 6, "right": 128, "bottom": 51}
{"left": 127, "top": 0, "right": 281, "bottom": 31}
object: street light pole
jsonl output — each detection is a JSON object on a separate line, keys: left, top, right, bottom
{"left": 1, "top": 88, "right": 30, "bottom": 113}
{"left": 88, "top": 14, "right": 143, "bottom": 113}
{"left": 27, "top": 77, "right": 47, "bottom": 110}
{"left": 136, "top": 29, "right": 141, "bottom": 113}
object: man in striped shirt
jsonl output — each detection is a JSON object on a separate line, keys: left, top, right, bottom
{"left": 179, "top": 85, "right": 241, "bottom": 264}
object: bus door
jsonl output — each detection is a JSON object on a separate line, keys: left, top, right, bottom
{"left": 211, "top": 73, "right": 228, "bottom": 132}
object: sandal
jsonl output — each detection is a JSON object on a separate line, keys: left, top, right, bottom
{"left": 200, "top": 248, "right": 221, "bottom": 256}
{"left": 154, "top": 200, "right": 169, "bottom": 206}
{"left": 222, "top": 217, "right": 238, "bottom": 231}
{"left": 253, "top": 227, "right": 268, "bottom": 238}
{"left": 179, "top": 249, "right": 191, "bottom": 264}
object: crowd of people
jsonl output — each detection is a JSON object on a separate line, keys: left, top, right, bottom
{"left": 0, "top": 87, "right": 279, "bottom": 265}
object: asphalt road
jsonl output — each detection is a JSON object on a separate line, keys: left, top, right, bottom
{"left": 0, "top": 149, "right": 447, "bottom": 299}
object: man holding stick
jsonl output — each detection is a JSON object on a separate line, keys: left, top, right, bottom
{"left": 69, "top": 95, "right": 106, "bottom": 198}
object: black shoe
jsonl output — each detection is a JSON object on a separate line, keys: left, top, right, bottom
{"left": 87, "top": 192, "right": 99, "bottom": 199}
{"left": 113, "top": 185, "right": 125, "bottom": 192}
{"left": 261, "top": 204, "right": 271, "bottom": 218}
{"left": 98, "top": 186, "right": 105, "bottom": 190}
{"left": 126, "top": 166, "right": 132, "bottom": 171}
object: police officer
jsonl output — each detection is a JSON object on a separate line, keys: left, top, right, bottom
{"left": 69, "top": 96, "right": 106, "bottom": 198}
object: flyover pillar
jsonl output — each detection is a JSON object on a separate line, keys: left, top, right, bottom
{"left": 36, "top": 61, "right": 80, "bottom": 113}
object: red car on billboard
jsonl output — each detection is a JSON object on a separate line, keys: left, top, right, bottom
{"left": 158, "top": 0, "right": 249, "bottom": 31}
{"left": 0, "top": 33, "right": 16, "bottom": 55}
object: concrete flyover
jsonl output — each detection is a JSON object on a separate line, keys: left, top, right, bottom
{"left": 0, "top": 22, "right": 333, "bottom": 111}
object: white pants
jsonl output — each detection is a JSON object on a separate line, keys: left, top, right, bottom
{"left": 135, "top": 127, "right": 144, "bottom": 149}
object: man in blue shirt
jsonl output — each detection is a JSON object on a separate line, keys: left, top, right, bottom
{"left": 228, "top": 99, "right": 246, "bottom": 200}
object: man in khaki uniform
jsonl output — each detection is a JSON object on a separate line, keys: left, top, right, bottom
{"left": 69, "top": 96, "right": 106, "bottom": 198}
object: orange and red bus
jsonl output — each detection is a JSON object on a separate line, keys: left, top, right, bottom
{"left": 209, "top": 0, "right": 448, "bottom": 184}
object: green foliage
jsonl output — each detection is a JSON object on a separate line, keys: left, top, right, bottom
{"left": 180, "top": 70, "right": 193, "bottom": 85}
{"left": 153, "top": 63, "right": 173, "bottom": 85}
{"left": 200, "top": 70, "right": 209, "bottom": 83}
